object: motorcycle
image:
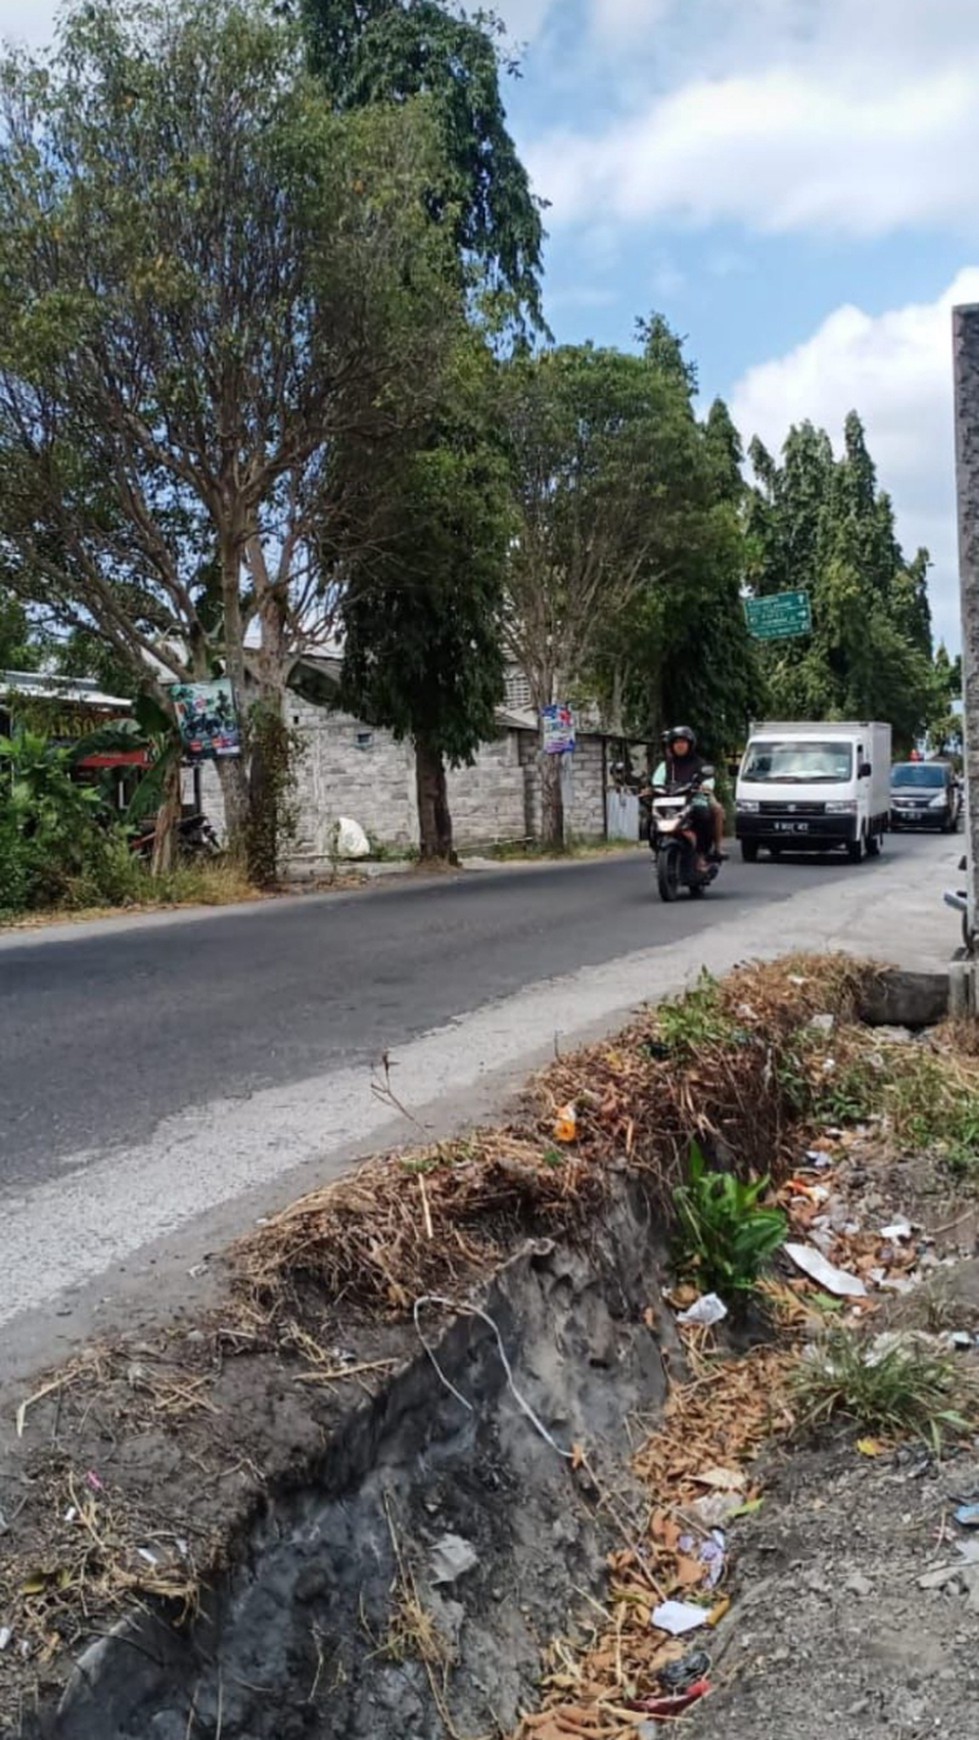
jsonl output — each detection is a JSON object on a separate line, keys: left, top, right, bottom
{"left": 648, "top": 768, "right": 721, "bottom": 903}
{"left": 130, "top": 811, "right": 222, "bottom": 864}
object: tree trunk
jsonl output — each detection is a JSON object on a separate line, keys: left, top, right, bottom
{"left": 150, "top": 756, "right": 182, "bottom": 877}
{"left": 415, "top": 738, "right": 456, "bottom": 862}
{"left": 539, "top": 742, "right": 564, "bottom": 848}
{"left": 216, "top": 753, "right": 250, "bottom": 863}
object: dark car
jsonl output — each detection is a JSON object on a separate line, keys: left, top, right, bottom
{"left": 890, "top": 762, "right": 959, "bottom": 832}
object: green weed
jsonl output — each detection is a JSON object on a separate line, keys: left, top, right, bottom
{"left": 657, "top": 972, "right": 738, "bottom": 1057}
{"left": 673, "top": 1142, "right": 788, "bottom": 1305}
{"left": 794, "top": 1328, "right": 978, "bottom": 1451}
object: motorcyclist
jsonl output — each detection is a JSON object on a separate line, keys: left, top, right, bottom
{"left": 653, "top": 727, "right": 726, "bottom": 871}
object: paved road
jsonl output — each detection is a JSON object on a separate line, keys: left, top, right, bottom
{"left": 0, "top": 837, "right": 942, "bottom": 1191}
{"left": 0, "top": 831, "right": 958, "bottom": 1365}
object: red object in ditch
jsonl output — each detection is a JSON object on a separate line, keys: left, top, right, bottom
{"left": 627, "top": 1679, "right": 713, "bottom": 1718}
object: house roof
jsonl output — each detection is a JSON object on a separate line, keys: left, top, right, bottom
{"left": 1, "top": 670, "right": 133, "bottom": 710}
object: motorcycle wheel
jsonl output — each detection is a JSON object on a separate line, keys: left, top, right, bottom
{"left": 657, "top": 843, "right": 681, "bottom": 903}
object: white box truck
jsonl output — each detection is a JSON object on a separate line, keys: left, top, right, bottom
{"left": 735, "top": 721, "right": 892, "bottom": 863}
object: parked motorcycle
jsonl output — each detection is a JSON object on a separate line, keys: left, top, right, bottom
{"left": 648, "top": 768, "right": 721, "bottom": 903}
{"left": 131, "top": 812, "right": 222, "bottom": 864}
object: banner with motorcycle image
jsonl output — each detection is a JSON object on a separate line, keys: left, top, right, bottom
{"left": 169, "top": 679, "right": 241, "bottom": 761}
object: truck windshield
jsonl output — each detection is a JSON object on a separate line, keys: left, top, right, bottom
{"left": 742, "top": 741, "right": 853, "bottom": 784}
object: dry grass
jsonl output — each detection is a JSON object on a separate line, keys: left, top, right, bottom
{"left": 234, "top": 955, "right": 876, "bottom": 1337}
{"left": 0, "top": 952, "right": 896, "bottom": 1724}
{"left": 516, "top": 1342, "right": 795, "bottom": 1740}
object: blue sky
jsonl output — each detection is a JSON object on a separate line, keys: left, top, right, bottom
{"left": 7, "top": 0, "right": 977, "bottom": 646}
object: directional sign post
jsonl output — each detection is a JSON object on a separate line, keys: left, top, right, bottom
{"left": 744, "top": 590, "right": 812, "bottom": 642}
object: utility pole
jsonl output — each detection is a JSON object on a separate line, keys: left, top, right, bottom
{"left": 953, "top": 304, "right": 979, "bottom": 971}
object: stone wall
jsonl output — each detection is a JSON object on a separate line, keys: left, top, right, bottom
{"left": 518, "top": 733, "right": 607, "bottom": 842}
{"left": 188, "top": 697, "right": 611, "bottom": 871}
{"left": 286, "top": 697, "right": 417, "bottom": 866}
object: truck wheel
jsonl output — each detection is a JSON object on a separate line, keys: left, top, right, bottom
{"left": 847, "top": 831, "right": 864, "bottom": 864}
{"left": 741, "top": 841, "right": 760, "bottom": 864}
{"left": 866, "top": 831, "right": 882, "bottom": 858}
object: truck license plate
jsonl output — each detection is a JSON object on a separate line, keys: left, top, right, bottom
{"left": 774, "top": 821, "right": 809, "bottom": 832}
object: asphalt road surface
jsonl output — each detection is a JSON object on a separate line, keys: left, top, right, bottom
{"left": 0, "top": 833, "right": 951, "bottom": 1193}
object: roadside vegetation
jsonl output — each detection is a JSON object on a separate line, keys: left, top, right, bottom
{"left": 4, "top": 953, "right": 979, "bottom": 1730}
{"left": 0, "top": 0, "right": 960, "bottom": 907}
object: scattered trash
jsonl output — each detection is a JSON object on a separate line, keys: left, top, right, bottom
{"left": 856, "top": 1438, "right": 884, "bottom": 1457}
{"left": 630, "top": 1680, "right": 712, "bottom": 1718}
{"left": 950, "top": 1332, "right": 975, "bottom": 1352}
{"left": 84, "top": 1471, "right": 104, "bottom": 1493}
{"left": 0, "top": 1628, "right": 11, "bottom": 1653}
{"left": 659, "top": 1649, "right": 711, "bottom": 1692}
{"left": 676, "top": 1293, "right": 728, "bottom": 1329}
{"left": 706, "top": 1595, "right": 730, "bottom": 1627}
{"left": 808, "top": 1013, "right": 836, "bottom": 1034}
{"left": 954, "top": 1505, "right": 979, "bottom": 1530}
{"left": 697, "top": 1529, "right": 726, "bottom": 1589}
{"left": 63, "top": 1507, "right": 77, "bottom": 1525}
{"left": 651, "top": 1599, "right": 710, "bottom": 1636}
{"left": 136, "top": 1547, "right": 160, "bottom": 1568}
{"left": 429, "top": 1534, "right": 479, "bottom": 1585}
{"left": 553, "top": 1104, "right": 578, "bottom": 1144}
{"left": 880, "top": 1218, "right": 913, "bottom": 1242}
{"left": 784, "top": 1242, "right": 868, "bottom": 1298}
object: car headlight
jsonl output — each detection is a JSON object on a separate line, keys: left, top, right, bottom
{"left": 929, "top": 794, "right": 947, "bottom": 809}
{"left": 736, "top": 800, "right": 760, "bottom": 813}
{"left": 825, "top": 800, "right": 857, "bottom": 814}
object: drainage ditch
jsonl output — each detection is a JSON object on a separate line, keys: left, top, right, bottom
{"left": 50, "top": 1183, "right": 676, "bottom": 1740}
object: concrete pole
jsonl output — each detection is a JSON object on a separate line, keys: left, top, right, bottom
{"left": 952, "top": 304, "right": 979, "bottom": 960}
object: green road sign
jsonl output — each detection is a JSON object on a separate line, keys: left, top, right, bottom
{"left": 744, "top": 590, "right": 812, "bottom": 641}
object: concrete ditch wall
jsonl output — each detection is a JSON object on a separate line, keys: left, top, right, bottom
{"left": 48, "top": 1185, "right": 676, "bottom": 1740}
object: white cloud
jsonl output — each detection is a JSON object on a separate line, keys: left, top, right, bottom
{"left": 527, "top": 0, "right": 979, "bottom": 241}
{"left": 528, "top": 64, "right": 979, "bottom": 238}
{"left": 730, "top": 269, "right": 979, "bottom": 649}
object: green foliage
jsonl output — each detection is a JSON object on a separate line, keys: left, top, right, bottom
{"left": 0, "top": 728, "right": 114, "bottom": 911}
{"left": 302, "top": 0, "right": 544, "bottom": 330}
{"left": 673, "top": 1142, "right": 788, "bottom": 1303}
{"left": 745, "top": 412, "right": 935, "bottom": 749}
{"left": 0, "top": 0, "right": 462, "bottom": 861}
{"left": 337, "top": 334, "right": 510, "bottom": 856}
{"left": 794, "top": 1328, "right": 977, "bottom": 1450}
{"left": 656, "top": 972, "right": 735, "bottom": 1056}
{"left": 246, "top": 699, "right": 305, "bottom": 887}
{"left": 570, "top": 321, "right": 765, "bottom": 756}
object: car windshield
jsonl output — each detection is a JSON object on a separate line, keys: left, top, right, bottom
{"left": 741, "top": 740, "right": 853, "bottom": 784}
{"left": 892, "top": 764, "right": 945, "bottom": 789}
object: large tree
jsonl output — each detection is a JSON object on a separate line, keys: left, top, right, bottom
{"left": 299, "top": 0, "right": 541, "bottom": 857}
{"left": 590, "top": 321, "right": 764, "bottom": 760}
{"left": 0, "top": 0, "right": 458, "bottom": 873}
{"left": 745, "top": 412, "right": 935, "bottom": 750}
{"left": 301, "top": 0, "right": 545, "bottom": 330}
{"left": 500, "top": 337, "right": 703, "bottom": 844}
{"left": 336, "top": 339, "right": 510, "bottom": 860}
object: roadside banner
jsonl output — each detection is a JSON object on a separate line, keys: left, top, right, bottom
{"left": 542, "top": 703, "right": 576, "bottom": 755}
{"left": 169, "top": 679, "right": 241, "bottom": 760}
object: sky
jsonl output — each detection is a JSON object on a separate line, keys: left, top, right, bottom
{"left": 4, "top": 0, "right": 976, "bottom": 648}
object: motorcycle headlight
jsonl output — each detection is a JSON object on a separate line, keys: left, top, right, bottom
{"left": 825, "top": 801, "right": 857, "bottom": 814}
{"left": 736, "top": 800, "right": 760, "bottom": 814}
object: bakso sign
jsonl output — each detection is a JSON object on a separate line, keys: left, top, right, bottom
{"left": 744, "top": 590, "right": 812, "bottom": 641}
